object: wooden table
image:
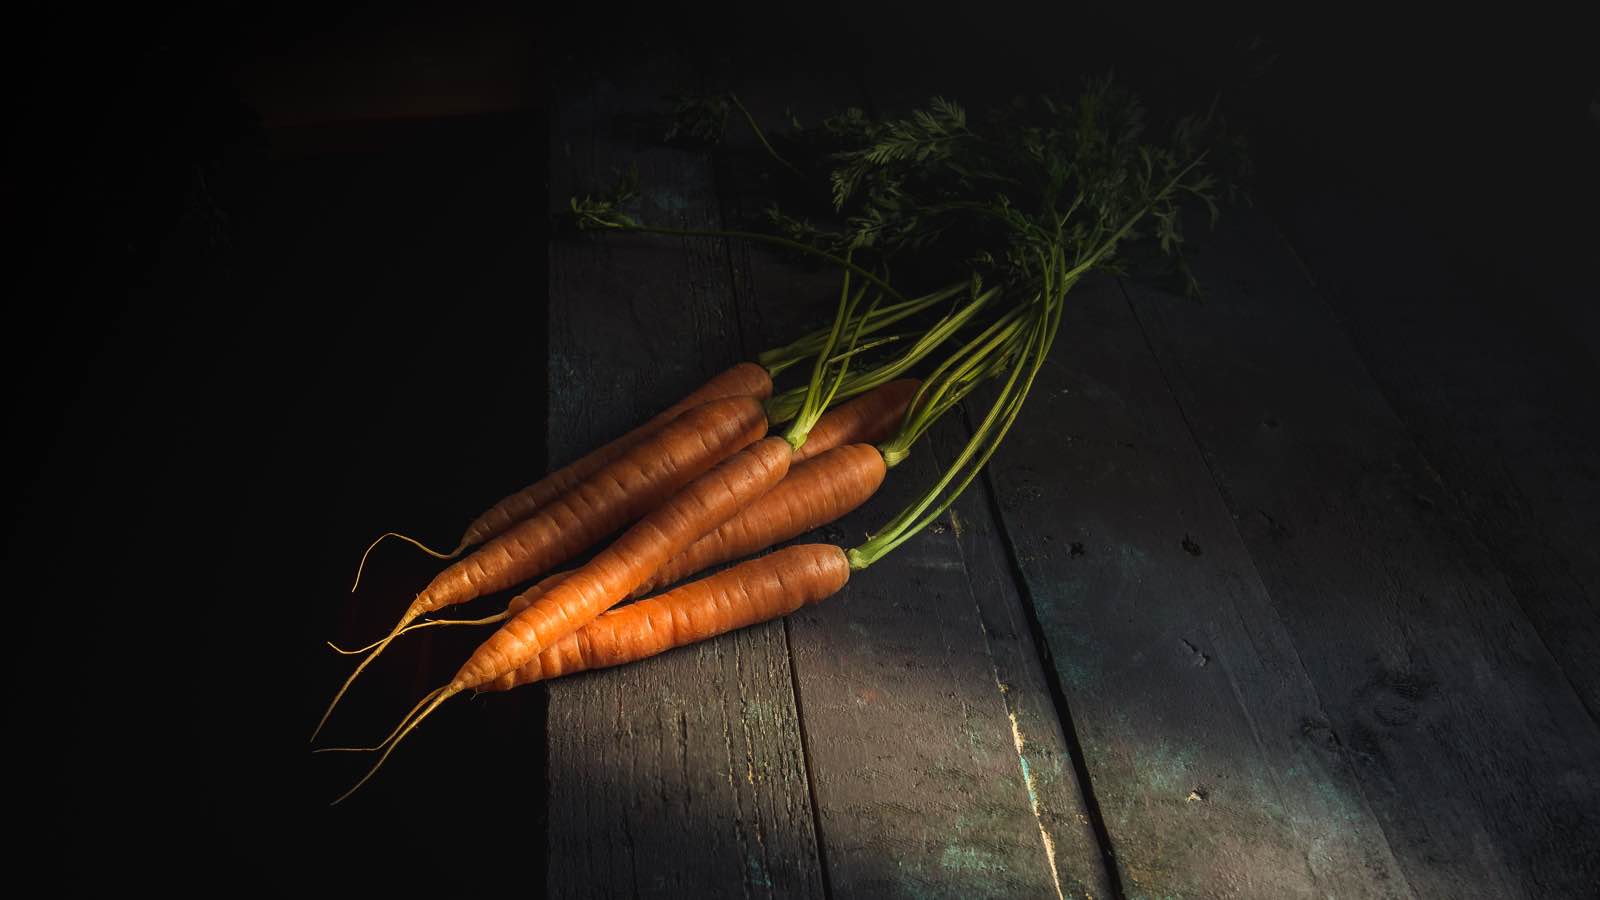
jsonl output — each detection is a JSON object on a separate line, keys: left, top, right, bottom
{"left": 507, "top": 48, "right": 1600, "bottom": 899}
{"left": 21, "top": 14, "right": 1596, "bottom": 899}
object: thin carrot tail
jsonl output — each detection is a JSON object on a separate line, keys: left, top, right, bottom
{"left": 351, "top": 532, "right": 462, "bottom": 593}
{"left": 325, "top": 610, "right": 512, "bottom": 655}
{"left": 310, "top": 605, "right": 424, "bottom": 743}
{"left": 313, "top": 686, "right": 445, "bottom": 753}
{"left": 330, "top": 685, "right": 462, "bottom": 805}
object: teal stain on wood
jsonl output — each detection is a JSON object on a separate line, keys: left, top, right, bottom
{"left": 1134, "top": 738, "right": 1200, "bottom": 797}
{"left": 1016, "top": 754, "right": 1041, "bottom": 809}
{"left": 940, "top": 843, "right": 1009, "bottom": 875}
{"left": 1049, "top": 639, "right": 1098, "bottom": 693}
{"left": 1015, "top": 588, "right": 1098, "bottom": 692}
{"left": 746, "top": 855, "right": 773, "bottom": 890}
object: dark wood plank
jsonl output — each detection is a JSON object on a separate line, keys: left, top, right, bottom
{"left": 1269, "top": 185, "right": 1600, "bottom": 720}
{"left": 979, "top": 275, "right": 1410, "bottom": 898}
{"left": 846, "top": 63, "right": 1413, "bottom": 897}
{"left": 931, "top": 419, "right": 1123, "bottom": 900}
{"left": 1120, "top": 206, "right": 1600, "bottom": 897}
{"left": 780, "top": 433, "right": 1075, "bottom": 898}
{"left": 544, "top": 52, "right": 824, "bottom": 899}
{"left": 712, "top": 70, "right": 1085, "bottom": 898}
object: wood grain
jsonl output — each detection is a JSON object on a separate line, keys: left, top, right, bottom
{"left": 1120, "top": 207, "right": 1600, "bottom": 897}
{"left": 981, "top": 274, "right": 1409, "bottom": 898}
{"left": 716, "top": 68, "right": 1091, "bottom": 898}
{"left": 544, "top": 52, "right": 824, "bottom": 900}
{"left": 1270, "top": 185, "right": 1600, "bottom": 721}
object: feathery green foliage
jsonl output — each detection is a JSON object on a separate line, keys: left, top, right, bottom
{"left": 577, "top": 74, "right": 1244, "bottom": 565}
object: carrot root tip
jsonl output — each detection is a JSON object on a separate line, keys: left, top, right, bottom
{"left": 310, "top": 608, "right": 421, "bottom": 743}
{"left": 350, "top": 532, "right": 458, "bottom": 593}
{"left": 326, "top": 614, "right": 481, "bottom": 655}
{"left": 330, "top": 686, "right": 460, "bottom": 805}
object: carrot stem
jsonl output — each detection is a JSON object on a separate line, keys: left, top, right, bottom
{"left": 768, "top": 330, "right": 908, "bottom": 379}
{"left": 783, "top": 253, "right": 872, "bottom": 451}
{"left": 728, "top": 91, "right": 802, "bottom": 177}
{"left": 849, "top": 155, "right": 1207, "bottom": 569}
{"left": 851, "top": 300, "right": 1051, "bottom": 569}
{"left": 878, "top": 302, "right": 1031, "bottom": 466}
{"left": 758, "top": 283, "right": 963, "bottom": 373}
{"left": 766, "top": 283, "right": 999, "bottom": 425}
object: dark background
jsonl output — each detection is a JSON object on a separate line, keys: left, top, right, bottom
{"left": 6, "top": 2, "right": 1593, "bottom": 894}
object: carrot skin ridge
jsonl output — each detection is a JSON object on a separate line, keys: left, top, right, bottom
{"left": 407, "top": 394, "right": 768, "bottom": 624}
{"left": 631, "top": 442, "right": 886, "bottom": 599}
{"left": 312, "top": 395, "right": 765, "bottom": 741}
{"left": 489, "top": 544, "right": 851, "bottom": 690}
{"left": 451, "top": 435, "right": 796, "bottom": 690}
{"left": 501, "top": 380, "right": 911, "bottom": 616}
{"left": 456, "top": 363, "right": 772, "bottom": 549}
{"left": 790, "top": 378, "right": 919, "bottom": 463}
{"left": 324, "top": 375, "right": 896, "bottom": 742}
{"left": 332, "top": 385, "right": 883, "bottom": 783}
{"left": 508, "top": 383, "right": 905, "bottom": 681}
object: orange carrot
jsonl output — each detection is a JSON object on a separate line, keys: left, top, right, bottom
{"left": 361, "top": 441, "right": 884, "bottom": 647}
{"left": 791, "top": 378, "right": 919, "bottom": 463}
{"left": 456, "top": 362, "right": 773, "bottom": 552}
{"left": 490, "top": 381, "right": 913, "bottom": 620}
{"left": 504, "top": 442, "right": 884, "bottom": 611}
{"left": 485, "top": 544, "right": 850, "bottom": 691}
{"left": 496, "top": 378, "right": 914, "bottom": 616}
{"left": 409, "top": 441, "right": 880, "bottom": 632}
{"left": 453, "top": 435, "right": 793, "bottom": 689}
{"left": 314, "top": 394, "right": 767, "bottom": 740}
{"left": 329, "top": 436, "right": 797, "bottom": 801}
{"left": 333, "top": 378, "right": 915, "bottom": 660}
{"left": 349, "top": 363, "right": 773, "bottom": 586}
{"left": 411, "top": 397, "right": 768, "bottom": 623}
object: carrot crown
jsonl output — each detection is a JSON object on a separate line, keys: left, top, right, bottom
{"left": 877, "top": 280, "right": 1025, "bottom": 468}
{"left": 780, "top": 246, "right": 878, "bottom": 454}
{"left": 849, "top": 292, "right": 1060, "bottom": 570}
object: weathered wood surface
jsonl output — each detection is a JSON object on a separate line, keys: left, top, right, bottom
{"left": 1270, "top": 187, "right": 1600, "bottom": 721}
{"left": 979, "top": 275, "right": 1409, "bottom": 899}
{"left": 930, "top": 418, "right": 1121, "bottom": 900}
{"left": 545, "top": 53, "right": 825, "bottom": 899}
{"left": 538, "top": 46, "right": 1600, "bottom": 899}
{"left": 828, "top": 64, "right": 1121, "bottom": 899}
{"left": 851, "top": 59, "right": 1417, "bottom": 900}
{"left": 710, "top": 65, "right": 1098, "bottom": 898}
{"left": 775, "top": 420, "right": 1085, "bottom": 898}
{"left": 1121, "top": 208, "right": 1600, "bottom": 897}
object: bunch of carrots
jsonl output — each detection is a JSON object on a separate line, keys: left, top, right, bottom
{"left": 314, "top": 76, "right": 1236, "bottom": 801}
